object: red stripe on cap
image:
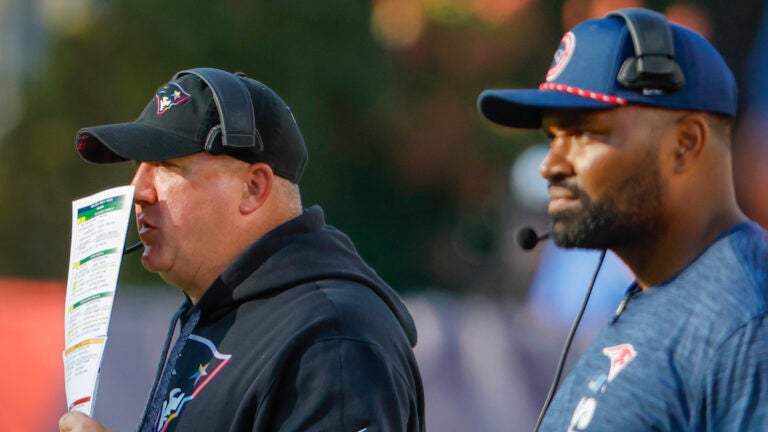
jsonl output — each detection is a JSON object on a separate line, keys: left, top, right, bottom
{"left": 538, "top": 83, "right": 626, "bottom": 105}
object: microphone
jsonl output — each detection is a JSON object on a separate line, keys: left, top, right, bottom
{"left": 123, "top": 241, "right": 143, "bottom": 255}
{"left": 515, "top": 226, "right": 550, "bottom": 251}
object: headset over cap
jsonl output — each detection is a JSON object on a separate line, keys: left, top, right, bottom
{"left": 478, "top": 8, "right": 737, "bottom": 129}
{"left": 76, "top": 68, "right": 308, "bottom": 183}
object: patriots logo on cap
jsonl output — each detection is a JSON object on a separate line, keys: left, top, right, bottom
{"left": 155, "top": 82, "right": 191, "bottom": 115}
{"left": 546, "top": 31, "right": 575, "bottom": 82}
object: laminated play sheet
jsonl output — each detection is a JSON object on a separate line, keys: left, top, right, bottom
{"left": 63, "top": 185, "right": 135, "bottom": 415}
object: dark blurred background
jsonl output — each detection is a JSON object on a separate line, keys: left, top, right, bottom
{"left": 2, "top": 0, "right": 767, "bottom": 430}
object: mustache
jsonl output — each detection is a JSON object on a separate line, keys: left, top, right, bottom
{"left": 548, "top": 179, "right": 583, "bottom": 197}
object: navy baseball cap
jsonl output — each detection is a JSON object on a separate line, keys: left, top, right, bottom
{"left": 478, "top": 8, "right": 738, "bottom": 129}
{"left": 76, "top": 68, "right": 308, "bottom": 183}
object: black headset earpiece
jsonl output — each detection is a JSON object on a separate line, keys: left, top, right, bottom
{"left": 172, "top": 67, "right": 264, "bottom": 155}
{"left": 607, "top": 8, "right": 686, "bottom": 93}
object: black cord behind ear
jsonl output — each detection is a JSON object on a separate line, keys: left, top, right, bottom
{"left": 607, "top": 8, "right": 685, "bottom": 93}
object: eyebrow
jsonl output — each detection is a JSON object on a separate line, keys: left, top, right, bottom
{"left": 545, "top": 113, "right": 589, "bottom": 128}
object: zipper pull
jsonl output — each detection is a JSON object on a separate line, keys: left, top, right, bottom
{"left": 611, "top": 283, "right": 639, "bottom": 324}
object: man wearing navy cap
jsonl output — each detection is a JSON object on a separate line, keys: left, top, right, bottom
{"left": 479, "top": 8, "right": 768, "bottom": 431}
{"left": 59, "top": 68, "right": 424, "bottom": 432}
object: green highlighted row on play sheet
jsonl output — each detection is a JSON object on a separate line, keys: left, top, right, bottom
{"left": 67, "top": 291, "right": 114, "bottom": 312}
{"left": 77, "top": 196, "right": 127, "bottom": 223}
{"left": 73, "top": 248, "right": 120, "bottom": 268}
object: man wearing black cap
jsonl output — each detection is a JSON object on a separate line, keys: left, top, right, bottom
{"left": 59, "top": 68, "right": 424, "bottom": 432}
{"left": 479, "top": 8, "right": 768, "bottom": 432}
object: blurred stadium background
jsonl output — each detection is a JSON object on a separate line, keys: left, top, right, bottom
{"left": 2, "top": 0, "right": 767, "bottom": 430}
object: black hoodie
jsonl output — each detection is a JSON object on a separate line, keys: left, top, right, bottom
{"left": 137, "top": 206, "right": 424, "bottom": 432}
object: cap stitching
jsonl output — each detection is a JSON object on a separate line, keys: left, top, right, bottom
{"left": 538, "top": 82, "right": 627, "bottom": 105}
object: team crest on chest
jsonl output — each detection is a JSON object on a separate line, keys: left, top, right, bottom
{"left": 157, "top": 334, "right": 231, "bottom": 431}
{"left": 603, "top": 343, "right": 637, "bottom": 383}
{"left": 155, "top": 82, "right": 191, "bottom": 115}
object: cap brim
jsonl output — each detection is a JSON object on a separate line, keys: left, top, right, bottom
{"left": 76, "top": 122, "right": 204, "bottom": 163}
{"left": 478, "top": 89, "right": 619, "bottom": 129}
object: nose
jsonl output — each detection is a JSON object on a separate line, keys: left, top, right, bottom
{"left": 131, "top": 162, "right": 157, "bottom": 206}
{"left": 538, "top": 137, "right": 574, "bottom": 183}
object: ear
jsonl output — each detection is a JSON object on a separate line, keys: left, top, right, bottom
{"left": 240, "top": 162, "right": 274, "bottom": 215}
{"left": 671, "top": 114, "right": 708, "bottom": 172}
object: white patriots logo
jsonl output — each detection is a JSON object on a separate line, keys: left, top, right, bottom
{"left": 602, "top": 343, "right": 637, "bottom": 383}
{"left": 155, "top": 82, "right": 191, "bottom": 114}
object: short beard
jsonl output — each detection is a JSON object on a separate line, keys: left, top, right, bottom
{"left": 550, "top": 157, "right": 663, "bottom": 250}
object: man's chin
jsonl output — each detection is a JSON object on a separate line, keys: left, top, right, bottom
{"left": 550, "top": 216, "right": 577, "bottom": 241}
{"left": 550, "top": 219, "right": 603, "bottom": 250}
{"left": 551, "top": 232, "right": 581, "bottom": 249}
{"left": 139, "top": 246, "right": 169, "bottom": 274}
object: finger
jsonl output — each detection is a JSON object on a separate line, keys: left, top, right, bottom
{"left": 59, "top": 411, "right": 88, "bottom": 431}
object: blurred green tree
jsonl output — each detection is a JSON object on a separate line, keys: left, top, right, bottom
{"left": 0, "top": 0, "right": 757, "bottom": 298}
{"left": 0, "top": 0, "right": 517, "bottom": 293}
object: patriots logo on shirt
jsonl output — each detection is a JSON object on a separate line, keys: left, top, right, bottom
{"left": 155, "top": 82, "right": 191, "bottom": 114}
{"left": 156, "top": 335, "right": 231, "bottom": 432}
{"left": 602, "top": 343, "right": 637, "bottom": 383}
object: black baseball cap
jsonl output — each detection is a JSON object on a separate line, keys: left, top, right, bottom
{"left": 76, "top": 68, "right": 308, "bottom": 183}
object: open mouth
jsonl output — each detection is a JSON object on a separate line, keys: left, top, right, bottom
{"left": 137, "top": 215, "right": 157, "bottom": 238}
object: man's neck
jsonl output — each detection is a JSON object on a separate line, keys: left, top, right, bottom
{"left": 615, "top": 208, "right": 747, "bottom": 290}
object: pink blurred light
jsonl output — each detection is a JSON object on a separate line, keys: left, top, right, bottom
{"left": 666, "top": 2, "right": 712, "bottom": 39}
{"left": 561, "top": 0, "right": 592, "bottom": 30}
{"left": 590, "top": 0, "right": 645, "bottom": 18}
{"left": 372, "top": 0, "right": 426, "bottom": 48}
{"left": 561, "top": 0, "right": 645, "bottom": 30}
{"left": 471, "top": 0, "right": 533, "bottom": 25}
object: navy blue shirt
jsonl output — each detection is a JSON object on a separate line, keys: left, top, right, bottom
{"left": 541, "top": 222, "right": 768, "bottom": 431}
